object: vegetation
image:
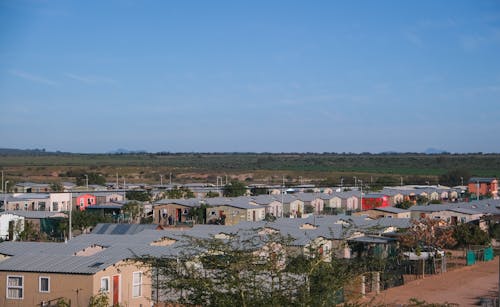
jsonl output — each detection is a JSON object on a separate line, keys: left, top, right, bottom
{"left": 223, "top": 180, "right": 247, "bottom": 197}
{"left": 400, "top": 218, "right": 457, "bottom": 251}
{"left": 165, "top": 186, "right": 195, "bottom": 199}
{"left": 122, "top": 201, "right": 144, "bottom": 223}
{"left": 206, "top": 191, "right": 220, "bottom": 198}
{"left": 453, "top": 223, "right": 490, "bottom": 247}
{"left": 126, "top": 190, "right": 151, "bottom": 202}
{"left": 140, "top": 231, "right": 356, "bottom": 307}
{"left": 1, "top": 153, "right": 499, "bottom": 186}
{"left": 75, "top": 172, "right": 106, "bottom": 186}
{"left": 71, "top": 210, "right": 113, "bottom": 233}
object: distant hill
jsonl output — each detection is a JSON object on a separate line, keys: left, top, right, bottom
{"left": 107, "top": 148, "right": 148, "bottom": 154}
{"left": 424, "top": 148, "right": 449, "bottom": 154}
{"left": 0, "top": 148, "right": 70, "bottom": 156}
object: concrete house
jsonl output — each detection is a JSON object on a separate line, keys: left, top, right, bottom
{"left": 468, "top": 177, "right": 498, "bottom": 198}
{"left": 249, "top": 195, "right": 283, "bottom": 218}
{"left": 295, "top": 193, "right": 324, "bottom": 214}
{"left": 0, "top": 225, "right": 163, "bottom": 306}
{"left": 13, "top": 183, "right": 50, "bottom": 193}
{"left": 153, "top": 198, "right": 201, "bottom": 225}
{"left": 206, "top": 197, "right": 265, "bottom": 225}
{"left": 280, "top": 195, "right": 305, "bottom": 218}
{"left": 354, "top": 207, "right": 411, "bottom": 219}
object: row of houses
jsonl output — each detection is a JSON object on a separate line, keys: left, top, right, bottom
{"left": 0, "top": 214, "right": 413, "bottom": 306}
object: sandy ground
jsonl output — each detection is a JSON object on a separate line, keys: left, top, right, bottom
{"left": 363, "top": 256, "right": 499, "bottom": 306}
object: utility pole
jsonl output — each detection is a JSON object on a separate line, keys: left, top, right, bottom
{"left": 116, "top": 173, "right": 118, "bottom": 190}
{"left": 1, "top": 170, "right": 3, "bottom": 193}
{"left": 160, "top": 175, "right": 163, "bottom": 186}
{"left": 340, "top": 177, "right": 344, "bottom": 189}
{"left": 477, "top": 180, "right": 480, "bottom": 201}
{"left": 84, "top": 174, "right": 89, "bottom": 190}
{"left": 68, "top": 200, "right": 72, "bottom": 240}
{"left": 169, "top": 172, "right": 172, "bottom": 185}
{"left": 281, "top": 176, "right": 285, "bottom": 218}
{"left": 3, "top": 180, "right": 9, "bottom": 211}
{"left": 400, "top": 177, "right": 403, "bottom": 186}
{"left": 359, "top": 180, "right": 363, "bottom": 211}
{"left": 353, "top": 176, "right": 357, "bottom": 188}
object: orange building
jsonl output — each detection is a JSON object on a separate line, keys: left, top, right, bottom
{"left": 468, "top": 177, "right": 498, "bottom": 198}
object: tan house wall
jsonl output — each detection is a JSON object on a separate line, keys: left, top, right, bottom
{"left": 0, "top": 271, "right": 92, "bottom": 307}
{"left": 0, "top": 260, "right": 150, "bottom": 307}
{"left": 207, "top": 205, "right": 246, "bottom": 225}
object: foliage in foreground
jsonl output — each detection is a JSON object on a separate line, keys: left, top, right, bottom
{"left": 140, "top": 231, "right": 358, "bottom": 307}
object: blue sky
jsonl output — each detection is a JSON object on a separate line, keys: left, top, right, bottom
{"left": 1, "top": 0, "right": 499, "bottom": 153}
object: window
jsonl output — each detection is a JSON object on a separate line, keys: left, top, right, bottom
{"left": 132, "top": 272, "right": 142, "bottom": 297}
{"left": 39, "top": 276, "right": 50, "bottom": 293}
{"left": 7, "top": 275, "right": 23, "bottom": 299}
{"left": 100, "top": 277, "right": 110, "bottom": 292}
{"left": 52, "top": 202, "right": 59, "bottom": 211}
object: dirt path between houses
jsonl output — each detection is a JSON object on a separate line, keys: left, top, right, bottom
{"left": 362, "top": 256, "right": 499, "bottom": 306}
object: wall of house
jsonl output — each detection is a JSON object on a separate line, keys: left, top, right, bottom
{"left": 207, "top": 206, "right": 246, "bottom": 225}
{"left": 92, "top": 260, "right": 151, "bottom": 307}
{"left": 468, "top": 180, "right": 498, "bottom": 197}
{"left": 0, "top": 260, "right": 151, "bottom": 307}
{"left": 429, "top": 211, "right": 483, "bottom": 224}
{"left": 154, "top": 204, "right": 191, "bottom": 225}
{"left": 0, "top": 271, "right": 92, "bottom": 307}
{"left": 49, "top": 193, "right": 71, "bottom": 212}
{"left": 0, "top": 215, "right": 24, "bottom": 240}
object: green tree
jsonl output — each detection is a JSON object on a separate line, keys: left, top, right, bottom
{"left": 453, "top": 223, "right": 490, "bottom": 247}
{"left": 122, "top": 201, "right": 144, "bottom": 223}
{"left": 187, "top": 203, "right": 209, "bottom": 224}
{"left": 126, "top": 190, "right": 151, "bottom": 202}
{"left": 205, "top": 191, "right": 220, "bottom": 198}
{"left": 71, "top": 210, "right": 112, "bottom": 234}
{"left": 395, "top": 200, "right": 414, "bottom": 210}
{"left": 400, "top": 218, "right": 457, "bottom": 251}
{"left": 76, "top": 172, "right": 106, "bottom": 186}
{"left": 438, "top": 169, "right": 470, "bottom": 187}
{"left": 88, "top": 290, "right": 110, "bottom": 307}
{"left": 50, "top": 182, "right": 64, "bottom": 192}
{"left": 139, "top": 231, "right": 355, "bottom": 307}
{"left": 223, "top": 180, "right": 247, "bottom": 197}
{"left": 166, "top": 186, "right": 195, "bottom": 199}
{"left": 304, "top": 204, "right": 315, "bottom": 214}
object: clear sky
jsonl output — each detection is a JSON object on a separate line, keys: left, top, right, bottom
{"left": 1, "top": 0, "right": 499, "bottom": 153}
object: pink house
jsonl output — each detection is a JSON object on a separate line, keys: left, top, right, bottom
{"left": 75, "top": 194, "right": 97, "bottom": 211}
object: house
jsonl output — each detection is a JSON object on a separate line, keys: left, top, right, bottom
{"left": 295, "top": 193, "right": 324, "bottom": 214}
{"left": 206, "top": 197, "right": 265, "bottom": 225}
{"left": 353, "top": 207, "right": 411, "bottom": 219}
{"left": 280, "top": 195, "right": 305, "bottom": 218}
{"left": 73, "top": 193, "right": 97, "bottom": 211}
{"left": 0, "top": 211, "right": 67, "bottom": 240}
{"left": 468, "top": 177, "right": 498, "bottom": 198}
{"left": 153, "top": 198, "right": 201, "bottom": 225}
{"left": 13, "top": 182, "right": 50, "bottom": 193}
{"left": 0, "top": 213, "right": 24, "bottom": 241}
{"left": 361, "top": 194, "right": 390, "bottom": 210}
{"left": 2, "top": 194, "right": 50, "bottom": 211}
{"left": 0, "top": 227, "right": 159, "bottom": 306}
{"left": 249, "top": 195, "right": 283, "bottom": 218}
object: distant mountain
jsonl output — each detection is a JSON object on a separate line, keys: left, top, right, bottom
{"left": 107, "top": 148, "right": 148, "bottom": 154}
{"left": 424, "top": 147, "right": 449, "bottom": 154}
{"left": 0, "top": 148, "right": 70, "bottom": 155}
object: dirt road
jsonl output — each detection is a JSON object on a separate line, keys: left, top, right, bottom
{"left": 365, "top": 257, "right": 499, "bottom": 306}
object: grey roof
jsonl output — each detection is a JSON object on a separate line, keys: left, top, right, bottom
{"left": 14, "top": 182, "right": 50, "bottom": 187}
{"left": 0, "top": 210, "right": 67, "bottom": 219}
{"left": 92, "top": 223, "right": 159, "bottom": 235}
{"left": 154, "top": 198, "right": 201, "bottom": 207}
{"left": 373, "top": 206, "right": 409, "bottom": 214}
{"left": 348, "top": 235, "right": 396, "bottom": 244}
{"left": 469, "top": 177, "right": 497, "bottom": 183}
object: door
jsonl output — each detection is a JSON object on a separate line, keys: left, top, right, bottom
{"left": 113, "top": 275, "right": 120, "bottom": 305}
{"left": 176, "top": 208, "right": 182, "bottom": 223}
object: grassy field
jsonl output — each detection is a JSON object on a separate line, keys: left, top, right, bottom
{"left": 1, "top": 153, "right": 499, "bottom": 186}
{"left": 0, "top": 153, "right": 500, "bottom": 184}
